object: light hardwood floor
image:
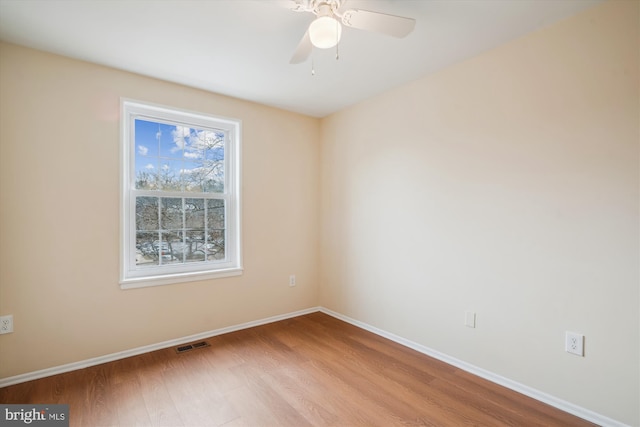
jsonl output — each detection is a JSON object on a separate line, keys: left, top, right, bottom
{"left": 0, "top": 312, "right": 596, "bottom": 426}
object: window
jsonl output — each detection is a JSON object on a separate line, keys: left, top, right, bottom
{"left": 120, "top": 100, "right": 241, "bottom": 289}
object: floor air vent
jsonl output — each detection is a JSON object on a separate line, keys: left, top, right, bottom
{"left": 175, "top": 341, "right": 210, "bottom": 354}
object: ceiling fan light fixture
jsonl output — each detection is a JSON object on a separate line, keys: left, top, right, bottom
{"left": 289, "top": 0, "right": 416, "bottom": 65}
{"left": 308, "top": 15, "right": 342, "bottom": 49}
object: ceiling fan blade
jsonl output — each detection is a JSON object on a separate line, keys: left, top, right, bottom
{"left": 290, "top": 30, "right": 312, "bottom": 64}
{"left": 341, "top": 9, "right": 415, "bottom": 38}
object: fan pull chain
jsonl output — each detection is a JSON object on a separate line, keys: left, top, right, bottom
{"left": 311, "top": 54, "right": 315, "bottom": 76}
{"left": 335, "top": 18, "right": 340, "bottom": 60}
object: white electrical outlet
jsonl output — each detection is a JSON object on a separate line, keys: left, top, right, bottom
{"left": 289, "top": 275, "right": 296, "bottom": 287}
{"left": 0, "top": 315, "right": 13, "bottom": 334}
{"left": 565, "top": 331, "right": 584, "bottom": 356}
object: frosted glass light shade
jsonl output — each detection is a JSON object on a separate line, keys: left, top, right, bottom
{"left": 309, "top": 16, "right": 342, "bottom": 49}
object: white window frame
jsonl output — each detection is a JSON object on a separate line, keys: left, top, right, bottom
{"left": 120, "top": 99, "right": 242, "bottom": 289}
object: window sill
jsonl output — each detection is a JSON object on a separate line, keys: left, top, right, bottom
{"left": 120, "top": 267, "right": 243, "bottom": 290}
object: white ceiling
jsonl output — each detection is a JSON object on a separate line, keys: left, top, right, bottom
{"left": 0, "top": 0, "right": 602, "bottom": 118}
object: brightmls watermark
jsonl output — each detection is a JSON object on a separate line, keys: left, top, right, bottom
{"left": 0, "top": 405, "right": 68, "bottom": 426}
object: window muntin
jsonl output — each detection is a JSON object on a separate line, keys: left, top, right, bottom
{"left": 121, "top": 101, "right": 241, "bottom": 288}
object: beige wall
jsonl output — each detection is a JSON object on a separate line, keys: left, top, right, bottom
{"left": 320, "top": 1, "right": 638, "bottom": 425}
{"left": 1, "top": 0, "right": 638, "bottom": 425}
{"left": 0, "top": 43, "right": 320, "bottom": 377}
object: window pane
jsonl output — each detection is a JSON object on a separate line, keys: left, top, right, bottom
{"left": 160, "top": 231, "right": 183, "bottom": 264}
{"left": 206, "top": 229, "right": 225, "bottom": 260}
{"left": 206, "top": 199, "right": 225, "bottom": 261}
{"left": 184, "top": 130, "right": 205, "bottom": 161}
{"left": 207, "top": 199, "right": 225, "bottom": 230}
{"left": 185, "top": 198, "right": 205, "bottom": 263}
{"left": 204, "top": 132, "right": 224, "bottom": 159}
{"left": 203, "top": 131, "right": 225, "bottom": 192}
{"left": 182, "top": 160, "right": 205, "bottom": 192}
{"left": 161, "top": 125, "right": 186, "bottom": 159}
{"left": 134, "top": 119, "right": 160, "bottom": 158}
{"left": 136, "top": 232, "right": 159, "bottom": 267}
{"left": 134, "top": 119, "right": 160, "bottom": 190}
{"left": 135, "top": 159, "right": 158, "bottom": 190}
{"left": 201, "top": 159, "right": 224, "bottom": 192}
{"left": 160, "top": 198, "right": 183, "bottom": 230}
{"left": 158, "top": 159, "right": 182, "bottom": 191}
{"left": 185, "top": 198, "right": 205, "bottom": 229}
{"left": 185, "top": 231, "right": 206, "bottom": 263}
{"left": 136, "top": 197, "right": 158, "bottom": 231}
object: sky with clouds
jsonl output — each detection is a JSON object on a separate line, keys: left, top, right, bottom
{"left": 134, "top": 118, "right": 224, "bottom": 191}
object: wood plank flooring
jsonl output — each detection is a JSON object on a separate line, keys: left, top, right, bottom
{"left": 0, "top": 312, "right": 596, "bottom": 426}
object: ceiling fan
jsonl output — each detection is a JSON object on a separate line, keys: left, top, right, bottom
{"left": 289, "top": 0, "right": 416, "bottom": 64}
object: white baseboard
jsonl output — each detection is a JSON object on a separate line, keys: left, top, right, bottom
{"left": 319, "top": 307, "right": 628, "bottom": 427}
{"left": 0, "top": 306, "right": 320, "bottom": 388}
{"left": 0, "top": 305, "right": 628, "bottom": 427}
